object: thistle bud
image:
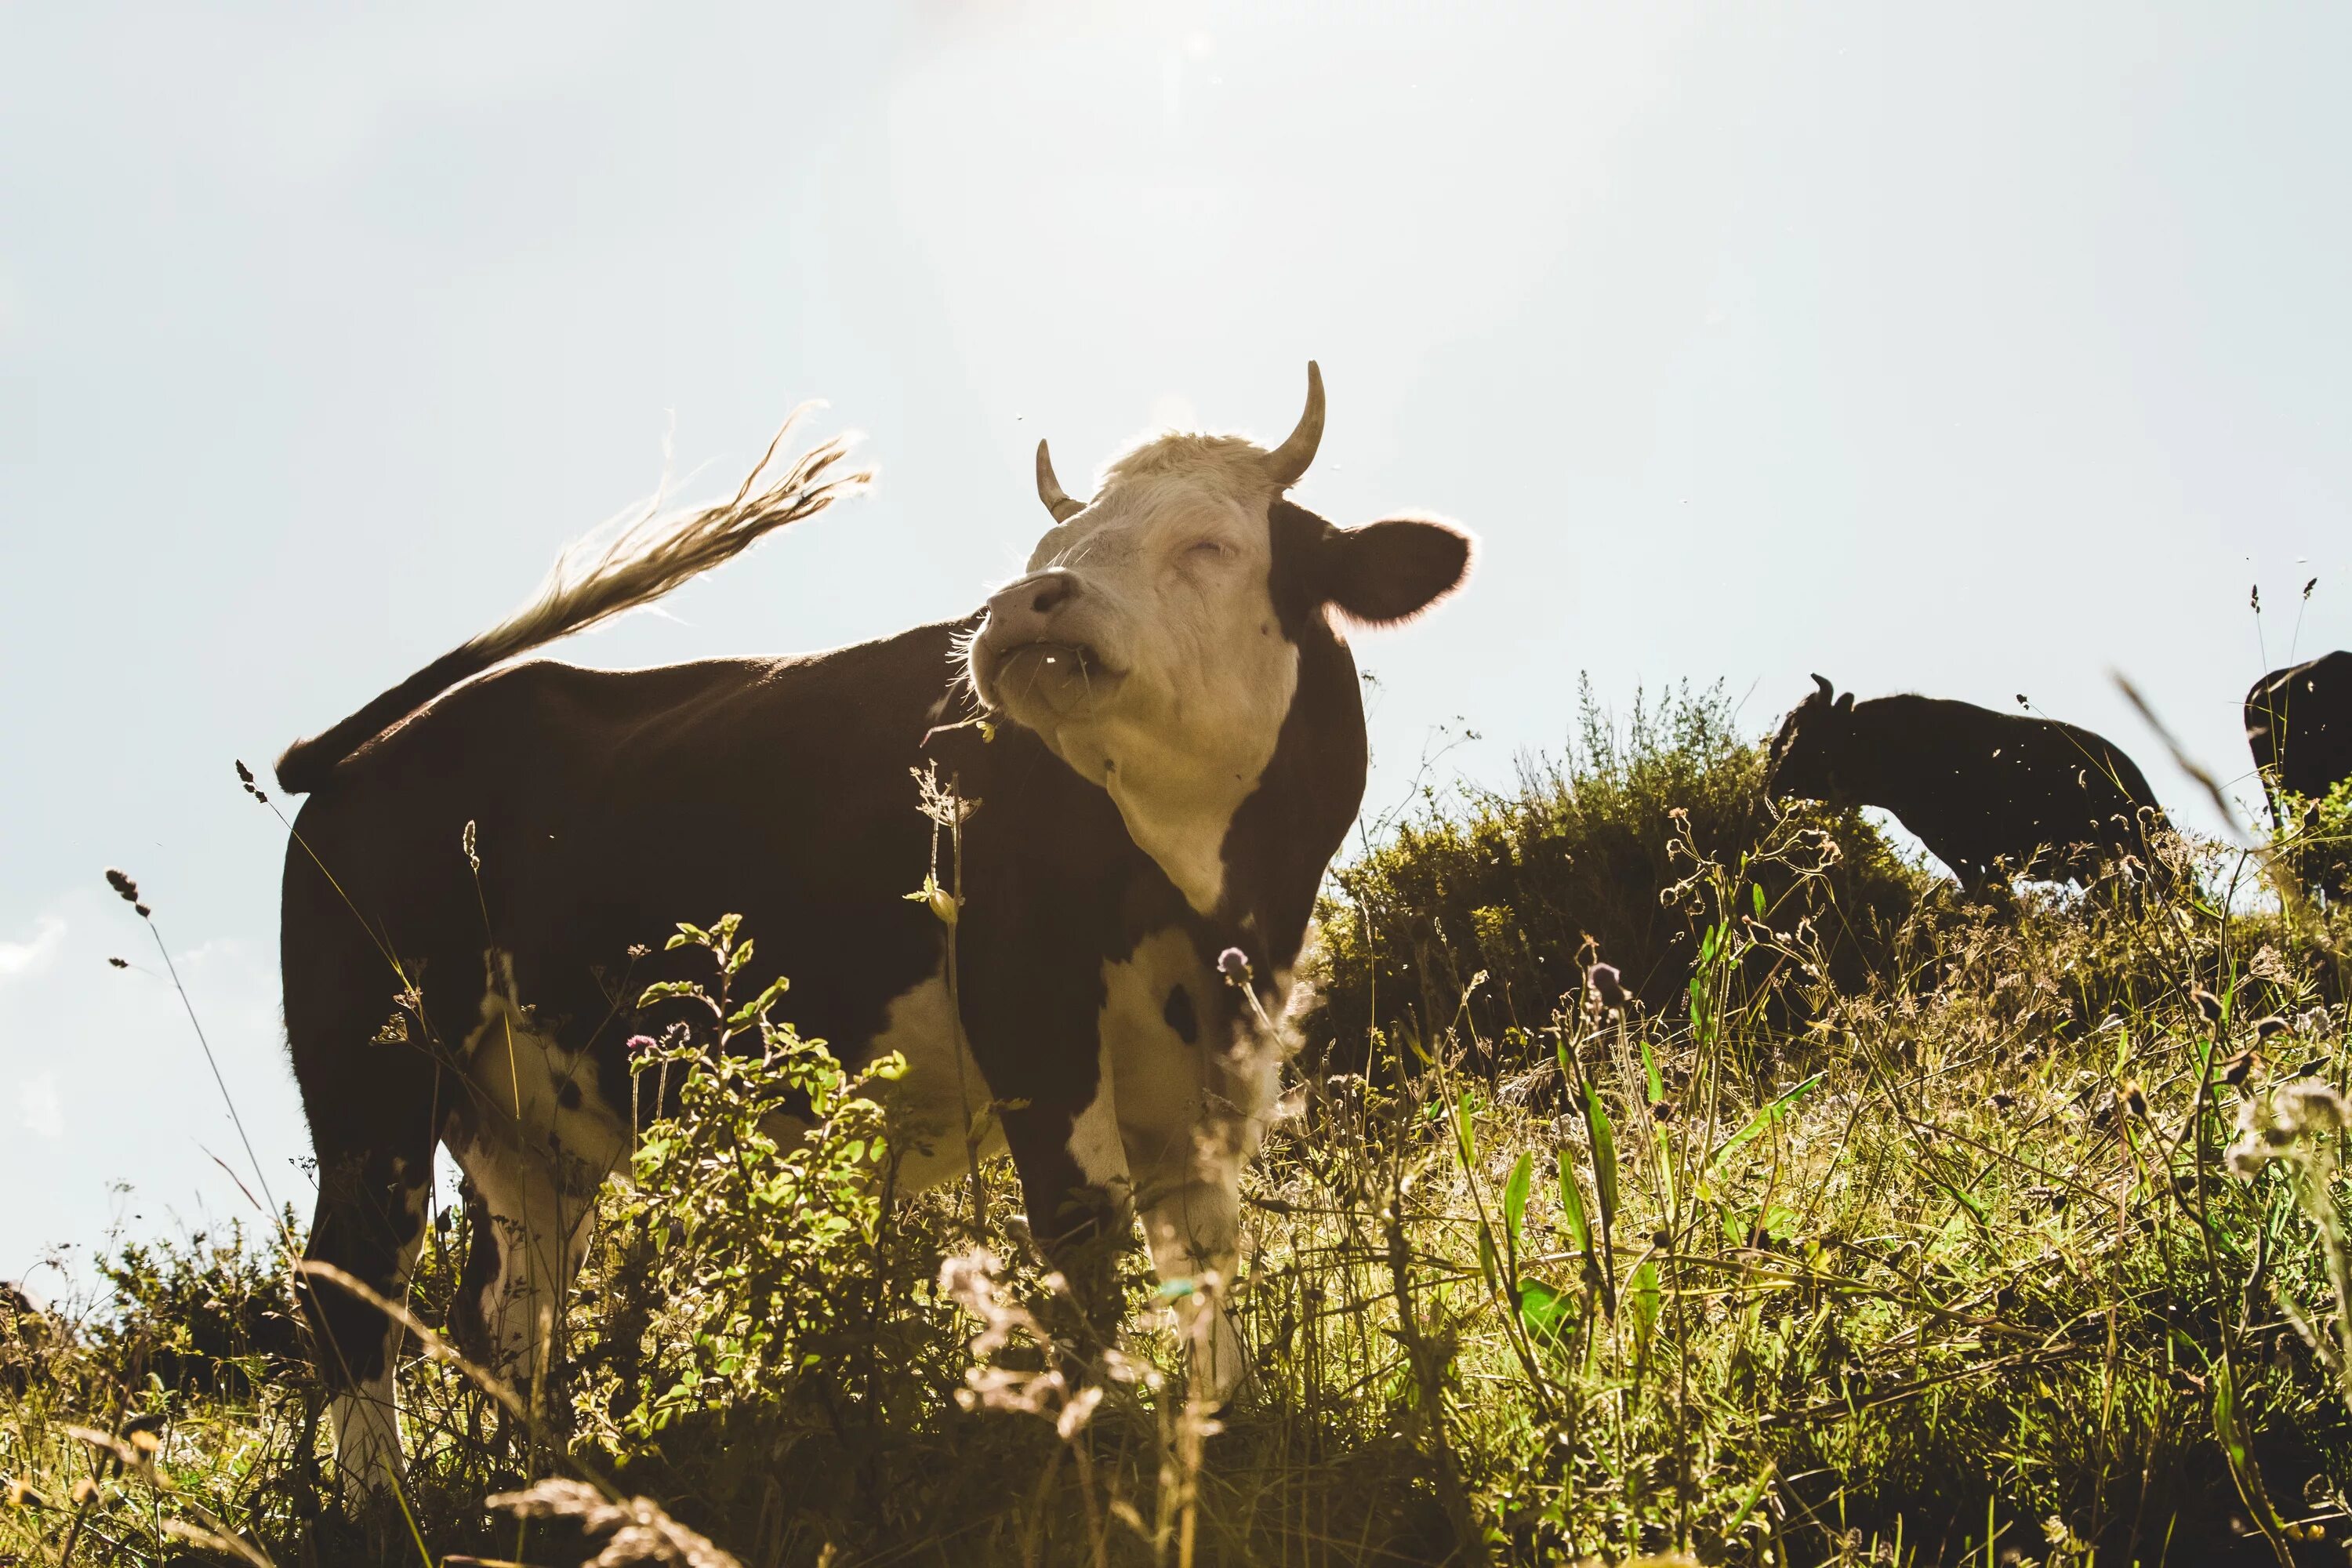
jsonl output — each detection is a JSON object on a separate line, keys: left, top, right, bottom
{"left": 2190, "top": 988, "right": 2225, "bottom": 1024}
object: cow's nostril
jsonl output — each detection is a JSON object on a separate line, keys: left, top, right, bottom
{"left": 1029, "top": 576, "right": 1074, "bottom": 615}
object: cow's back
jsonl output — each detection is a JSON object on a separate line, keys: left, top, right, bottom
{"left": 2249, "top": 651, "right": 2352, "bottom": 803}
{"left": 279, "top": 626, "right": 975, "bottom": 1071}
{"left": 1853, "top": 696, "right": 2161, "bottom": 879}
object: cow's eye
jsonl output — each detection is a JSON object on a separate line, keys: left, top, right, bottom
{"left": 1186, "top": 539, "right": 1230, "bottom": 560}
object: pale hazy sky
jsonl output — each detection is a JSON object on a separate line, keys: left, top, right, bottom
{"left": 4, "top": 3, "right": 2347, "bottom": 1287}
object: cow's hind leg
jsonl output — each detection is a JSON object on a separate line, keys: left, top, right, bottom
{"left": 445, "top": 1138, "right": 601, "bottom": 1413}
{"left": 296, "top": 1098, "right": 437, "bottom": 1508}
{"left": 442, "top": 1004, "right": 624, "bottom": 1420}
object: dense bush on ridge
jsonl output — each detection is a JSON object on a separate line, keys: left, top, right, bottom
{"left": 1305, "top": 681, "right": 1929, "bottom": 1075}
{"left": 9, "top": 685, "right": 2352, "bottom": 1566}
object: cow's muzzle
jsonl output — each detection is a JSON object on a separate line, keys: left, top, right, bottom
{"left": 971, "top": 569, "right": 1125, "bottom": 717}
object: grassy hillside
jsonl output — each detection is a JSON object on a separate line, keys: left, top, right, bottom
{"left": 7, "top": 695, "right": 2352, "bottom": 1566}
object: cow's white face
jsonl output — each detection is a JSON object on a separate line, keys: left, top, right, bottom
{"left": 973, "top": 437, "right": 1300, "bottom": 909}
{"left": 969, "top": 367, "right": 1471, "bottom": 913}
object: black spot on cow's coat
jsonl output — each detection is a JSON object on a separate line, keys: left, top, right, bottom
{"left": 1163, "top": 984, "right": 1199, "bottom": 1044}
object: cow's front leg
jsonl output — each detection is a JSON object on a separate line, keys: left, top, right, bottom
{"left": 1101, "top": 931, "right": 1283, "bottom": 1399}
{"left": 999, "top": 1054, "right": 1134, "bottom": 1329}
{"left": 1131, "top": 1160, "right": 1247, "bottom": 1396}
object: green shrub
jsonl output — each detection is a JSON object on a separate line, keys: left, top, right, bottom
{"left": 1306, "top": 679, "right": 1931, "bottom": 1074}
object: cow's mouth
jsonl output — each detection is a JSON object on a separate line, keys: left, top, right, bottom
{"left": 982, "top": 640, "right": 1126, "bottom": 717}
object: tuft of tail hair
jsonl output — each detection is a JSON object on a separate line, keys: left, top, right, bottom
{"left": 274, "top": 408, "right": 869, "bottom": 795}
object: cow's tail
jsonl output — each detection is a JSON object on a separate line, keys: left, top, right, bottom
{"left": 274, "top": 409, "right": 869, "bottom": 795}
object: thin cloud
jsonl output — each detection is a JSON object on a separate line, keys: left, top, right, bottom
{"left": 0, "top": 915, "right": 65, "bottom": 986}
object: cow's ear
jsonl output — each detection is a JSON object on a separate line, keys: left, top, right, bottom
{"left": 1321, "top": 517, "right": 1471, "bottom": 626}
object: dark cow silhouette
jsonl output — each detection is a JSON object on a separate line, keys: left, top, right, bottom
{"left": 2246, "top": 651, "right": 2352, "bottom": 894}
{"left": 272, "top": 368, "right": 1470, "bottom": 1501}
{"left": 1766, "top": 676, "right": 2170, "bottom": 892}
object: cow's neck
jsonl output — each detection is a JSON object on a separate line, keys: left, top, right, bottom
{"left": 1102, "top": 760, "right": 1254, "bottom": 916}
{"left": 1210, "top": 622, "right": 1369, "bottom": 983}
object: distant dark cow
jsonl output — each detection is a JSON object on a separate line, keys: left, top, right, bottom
{"left": 2246, "top": 651, "right": 2352, "bottom": 894}
{"left": 1766, "top": 677, "right": 2170, "bottom": 892}
{"left": 274, "top": 368, "right": 1470, "bottom": 1501}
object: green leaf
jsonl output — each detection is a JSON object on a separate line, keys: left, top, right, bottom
{"left": 1751, "top": 882, "right": 1766, "bottom": 919}
{"left": 1503, "top": 1151, "right": 1534, "bottom": 1254}
{"left": 1707, "top": 1072, "right": 1825, "bottom": 1179}
{"left": 1583, "top": 1083, "right": 1619, "bottom": 1233}
{"left": 1453, "top": 1088, "right": 1476, "bottom": 1167}
{"left": 1477, "top": 1226, "right": 1502, "bottom": 1295}
{"left": 2212, "top": 1354, "right": 2247, "bottom": 1472}
{"left": 1640, "top": 1037, "right": 1664, "bottom": 1105}
{"left": 1555, "top": 1149, "right": 1591, "bottom": 1255}
{"left": 637, "top": 979, "right": 706, "bottom": 1008}
{"left": 1514, "top": 1278, "right": 1576, "bottom": 1344}
{"left": 725, "top": 975, "right": 792, "bottom": 1032}
{"left": 1627, "top": 1259, "right": 1661, "bottom": 1354}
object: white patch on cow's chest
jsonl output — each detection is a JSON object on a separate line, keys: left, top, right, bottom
{"left": 1098, "top": 929, "right": 1287, "bottom": 1173}
{"left": 1091, "top": 639, "right": 1300, "bottom": 916}
{"left": 867, "top": 967, "right": 1009, "bottom": 1192}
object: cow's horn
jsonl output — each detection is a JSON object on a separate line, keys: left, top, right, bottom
{"left": 1812, "top": 673, "right": 1835, "bottom": 702}
{"left": 1035, "top": 440, "right": 1085, "bottom": 522}
{"left": 1263, "top": 361, "right": 1326, "bottom": 488}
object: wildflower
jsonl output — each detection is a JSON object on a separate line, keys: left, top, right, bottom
{"left": 462, "top": 819, "right": 480, "bottom": 873}
{"left": 2221, "top": 1048, "right": 2261, "bottom": 1088}
{"left": 104, "top": 867, "right": 141, "bottom": 906}
{"left": 1584, "top": 960, "right": 1629, "bottom": 1019}
{"left": 2121, "top": 1080, "right": 2147, "bottom": 1119}
{"left": 107, "top": 956, "right": 127, "bottom": 969}
{"left": 2278, "top": 1078, "right": 2350, "bottom": 1134}
{"left": 2227, "top": 1077, "right": 2352, "bottom": 1178}
{"left": 1218, "top": 946, "right": 1250, "bottom": 979}
{"left": 1055, "top": 1383, "right": 1103, "bottom": 1440}
{"left": 627, "top": 943, "right": 652, "bottom": 959}
{"left": 2189, "top": 987, "right": 2225, "bottom": 1024}
{"left": 234, "top": 758, "right": 268, "bottom": 804}
{"left": 2252, "top": 1015, "right": 2292, "bottom": 1041}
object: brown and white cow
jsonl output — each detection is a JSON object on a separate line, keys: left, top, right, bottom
{"left": 274, "top": 365, "right": 1470, "bottom": 1501}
